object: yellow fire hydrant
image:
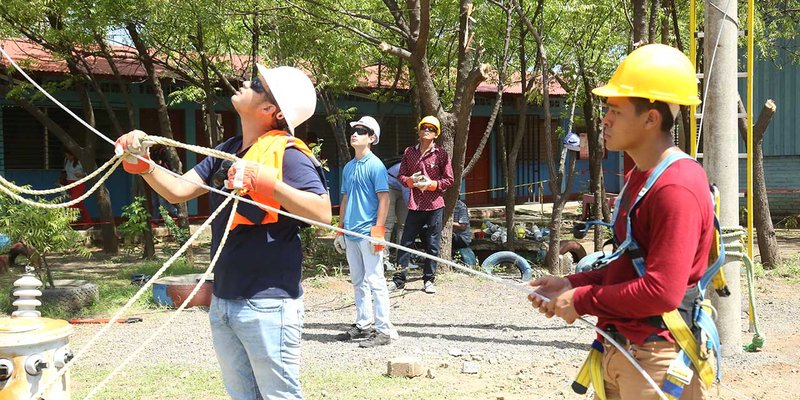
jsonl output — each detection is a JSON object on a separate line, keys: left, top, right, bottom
{"left": 0, "top": 271, "right": 73, "bottom": 399}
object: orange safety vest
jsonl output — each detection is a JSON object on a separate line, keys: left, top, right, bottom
{"left": 229, "top": 130, "right": 321, "bottom": 230}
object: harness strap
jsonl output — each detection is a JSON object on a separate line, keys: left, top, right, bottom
{"left": 572, "top": 340, "right": 606, "bottom": 399}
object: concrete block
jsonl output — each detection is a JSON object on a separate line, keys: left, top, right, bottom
{"left": 387, "top": 357, "right": 426, "bottom": 378}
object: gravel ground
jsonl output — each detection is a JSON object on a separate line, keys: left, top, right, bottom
{"left": 65, "top": 265, "right": 800, "bottom": 400}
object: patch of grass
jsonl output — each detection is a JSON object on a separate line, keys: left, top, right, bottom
{"left": 71, "top": 363, "right": 227, "bottom": 400}
{"left": 769, "top": 254, "right": 800, "bottom": 282}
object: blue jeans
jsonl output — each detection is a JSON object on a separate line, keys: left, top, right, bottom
{"left": 393, "top": 208, "right": 443, "bottom": 286}
{"left": 345, "top": 238, "right": 393, "bottom": 334}
{"left": 209, "top": 295, "right": 304, "bottom": 400}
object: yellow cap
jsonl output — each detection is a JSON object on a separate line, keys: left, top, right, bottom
{"left": 592, "top": 44, "right": 701, "bottom": 106}
{"left": 417, "top": 115, "right": 441, "bottom": 137}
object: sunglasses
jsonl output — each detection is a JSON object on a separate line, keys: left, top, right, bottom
{"left": 250, "top": 76, "right": 265, "bottom": 93}
{"left": 420, "top": 125, "right": 437, "bottom": 133}
{"left": 351, "top": 126, "right": 373, "bottom": 136}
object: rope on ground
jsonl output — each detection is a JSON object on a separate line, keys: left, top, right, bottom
{"left": 31, "top": 196, "right": 232, "bottom": 400}
{"left": 720, "top": 226, "right": 765, "bottom": 352}
{"left": 719, "top": 382, "right": 755, "bottom": 400}
{"left": 0, "top": 155, "right": 121, "bottom": 195}
{"left": 83, "top": 197, "right": 239, "bottom": 400}
{"left": 2, "top": 46, "right": 668, "bottom": 400}
{"left": 531, "top": 379, "right": 573, "bottom": 400}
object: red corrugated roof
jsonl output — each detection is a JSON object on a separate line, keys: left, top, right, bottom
{"left": 0, "top": 39, "right": 168, "bottom": 77}
{"left": 476, "top": 70, "right": 567, "bottom": 95}
{"left": 2, "top": 39, "right": 565, "bottom": 95}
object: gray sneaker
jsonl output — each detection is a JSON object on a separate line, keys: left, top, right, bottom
{"left": 336, "top": 324, "right": 374, "bottom": 341}
{"left": 359, "top": 332, "right": 392, "bottom": 348}
{"left": 387, "top": 281, "right": 404, "bottom": 292}
{"left": 423, "top": 281, "right": 437, "bottom": 294}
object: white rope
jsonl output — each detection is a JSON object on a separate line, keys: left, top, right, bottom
{"left": 31, "top": 196, "right": 231, "bottom": 400}
{"left": 83, "top": 197, "right": 239, "bottom": 400}
{"left": 0, "top": 157, "right": 123, "bottom": 208}
{"left": 719, "top": 382, "right": 755, "bottom": 400}
{"left": 2, "top": 46, "right": 666, "bottom": 400}
{"left": 0, "top": 155, "right": 121, "bottom": 195}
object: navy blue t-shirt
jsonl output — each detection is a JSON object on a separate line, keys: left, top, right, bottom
{"left": 194, "top": 136, "right": 328, "bottom": 299}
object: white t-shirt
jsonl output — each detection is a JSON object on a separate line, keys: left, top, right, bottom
{"left": 64, "top": 160, "right": 85, "bottom": 181}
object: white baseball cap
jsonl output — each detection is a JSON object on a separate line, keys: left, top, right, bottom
{"left": 564, "top": 132, "right": 581, "bottom": 152}
{"left": 349, "top": 116, "right": 381, "bottom": 145}
{"left": 256, "top": 64, "right": 317, "bottom": 135}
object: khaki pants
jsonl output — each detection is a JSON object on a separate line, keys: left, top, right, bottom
{"left": 597, "top": 341, "right": 708, "bottom": 400}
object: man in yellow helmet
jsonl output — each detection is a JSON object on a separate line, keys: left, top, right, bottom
{"left": 390, "top": 115, "right": 454, "bottom": 294}
{"left": 529, "top": 44, "right": 713, "bottom": 399}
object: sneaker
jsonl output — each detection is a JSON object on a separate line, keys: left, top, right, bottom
{"left": 387, "top": 281, "right": 404, "bottom": 292}
{"left": 423, "top": 281, "right": 437, "bottom": 294}
{"left": 336, "top": 324, "right": 374, "bottom": 341}
{"left": 359, "top": 332, "right": 392, "bottom": 348}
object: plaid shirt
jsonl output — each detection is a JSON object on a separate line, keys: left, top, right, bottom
{"left": 398, "top": 143, "right": 454, "bottom": 211}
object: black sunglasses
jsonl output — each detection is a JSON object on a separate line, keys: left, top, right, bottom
{"left": 250, "top": 76, "right": 265, "bottom": 93}
{"left": 351, "top": 126, "right": 373, "bottom": 136}
{"left": 420, "top": 125, "right": 437, "bottom": 133}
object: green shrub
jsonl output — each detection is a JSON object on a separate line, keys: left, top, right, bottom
{"left": 118, "top": 196, "right": 151, "bottom": 244}
{"left": 0, "top": 191, "right": 89, "bottom": 288}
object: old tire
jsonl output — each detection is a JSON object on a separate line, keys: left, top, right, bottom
{"left": 558, "top": 240, "right": 587, "bottom": 263}
{"left": 40, "top": 280, "right": 99, "bottom": 312}
{"left": 481, "top": 251, "right": 535, "bottom": 281}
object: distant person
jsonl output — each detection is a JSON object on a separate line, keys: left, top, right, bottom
{"left": 384, "top": 155, "right": 409, "bottom": 256}
{"left": 390, "top": 115, "right": 454, "bottom": 294}
{"left": 451, "top": 199, "right": 477, "bottom": 266}
{"left": 333, "top": 116, "right": 396, "bottom": 348}
{"left": 63, "top": 150, "right": 93, "bottom": 224}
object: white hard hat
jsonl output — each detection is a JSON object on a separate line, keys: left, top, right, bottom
{"left": 256, "top": 64, "right": 317, "bottom": 135}
{"left": 349, "top": 116, "right": 381, "bottom": 145}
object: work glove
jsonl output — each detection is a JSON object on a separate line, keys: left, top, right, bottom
{"left": 114, "top": 130, "right": 154, "bottom": 175}
{"left": 369, "top": 226, "right": 387, "bottom": 254}
{"left": 225, "top": 160, "right": 278, "bottom": 197}
{"left": 413, "top": 175, "right": 438, "bottom": 191}
{"left": 333, "top": 231, "right": 347, "bottom": 254}
{"left": 401, "top": 172, "right": 425, "bottom": 189}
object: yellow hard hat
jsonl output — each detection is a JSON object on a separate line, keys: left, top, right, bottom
{"left": 418, "top": 115, "right": 441, "bottom": 136}
{"left": 592, "top": 44, "right": 701, "bottom": 106}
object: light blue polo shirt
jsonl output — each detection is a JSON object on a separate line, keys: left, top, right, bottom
{"left": 341, "top": 151, "right": 389, "bottom": 240}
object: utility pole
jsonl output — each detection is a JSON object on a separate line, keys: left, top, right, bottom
{"left": 703, "top": 0, "right": 742, "bottom": 356}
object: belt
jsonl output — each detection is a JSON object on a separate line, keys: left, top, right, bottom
{"left": 603, "top": 325, "right": 669, "bottom": 347}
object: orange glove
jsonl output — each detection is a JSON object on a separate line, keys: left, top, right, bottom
{"left": 369, "top": 226, "right": 387, "bottom": 254}
{"left": 114, "top": 130, "right": 154, "bottom": 175}
{"left": 424, "top": 181, "right": 439, "bottom": 191}
{"left": 400, "top": 176, "right": 415, "bottom": 188}
{"left": 225, "top": 160, "right": 278, "bottom": 197}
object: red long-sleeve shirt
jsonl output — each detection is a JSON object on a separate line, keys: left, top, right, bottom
{"left": 398, "top": 143, "right": 454, "bottom": 211}
{"left": 568, "top": 158, "right": 714, "bottom": 345}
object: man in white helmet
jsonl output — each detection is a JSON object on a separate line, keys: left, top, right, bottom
{"left": 333, "top": 116, "right": 397, "bottom": 347}
{"left": 115, "top": 65, "right": 330, "bottom": 400}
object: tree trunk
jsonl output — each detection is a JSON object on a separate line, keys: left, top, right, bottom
{"left": 578, "top": 56, "right": 607, "bottom": 251}
{"left": 738, "top": 99, "right": 780, "bottom": 267}
{"left": 128, "top": 22, "right": 193, "bottom": 262}
{"left": 632, "top": 0, "right": 648, "bottom": 46}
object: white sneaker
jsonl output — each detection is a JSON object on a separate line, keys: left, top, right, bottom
{"left": 423, "top": 281, "right": 437, "bottom": 294}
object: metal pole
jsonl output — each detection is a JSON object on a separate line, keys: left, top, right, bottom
{"left": 704, "top": 0, "right": 742, "bottom": 356}
{"left": 689, "top": 0, "right": 698, "bottom": 158}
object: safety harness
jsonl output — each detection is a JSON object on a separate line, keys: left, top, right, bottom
{"left": 229, "top": 130, "right": 321, "bottom": 230}
{"left": 572, "top": 151, "right": 730, "bottom": 399}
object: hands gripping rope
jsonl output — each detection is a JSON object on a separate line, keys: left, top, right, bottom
{"left": 0, "top": 46, "right": 667, "bottom": 400}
